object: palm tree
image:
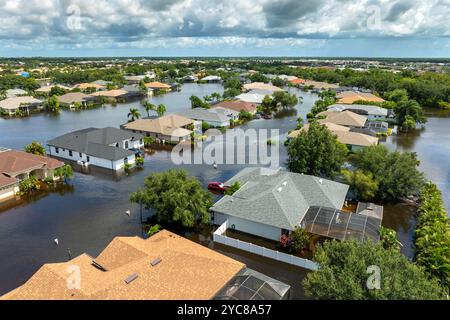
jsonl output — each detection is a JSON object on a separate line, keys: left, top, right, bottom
{"left": 156, "top": 104, "right": 166, "bottom": 117}
{"left": 143, "top": 101, "right": 156, "bottom": 117}
{"left": 128, "top": 108, "right": 141, "bottom": 122}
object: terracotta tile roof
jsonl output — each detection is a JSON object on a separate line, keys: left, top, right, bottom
{"left": 212, "top": 101, "right": 257, "bottom": 113}
{"left": 1, "top": 230, "right": 245, "bottom": 300}
{"left": 337, "top": 91, "right": 385, "bottom": 104}
{"left": 0, "top": 149, "right": 64, "bottom": 176}
{"left": 144, "top": 82, "right": 172, "bottom": 89}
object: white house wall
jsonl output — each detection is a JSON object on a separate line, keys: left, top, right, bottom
{"left": 214, "top": 212, "right": 282, "bottom": 242}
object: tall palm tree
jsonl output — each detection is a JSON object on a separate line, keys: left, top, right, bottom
{"left": 156, "top": 104, "right": 166, "bottom": 117}
{"left": 128, "top": 108, "right": 141, "bottom": 122}
{"left": 143, "top": 101, "right": 156, "bottom": 118}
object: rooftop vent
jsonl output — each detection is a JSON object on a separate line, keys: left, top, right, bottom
{"left": 124, "top": 273, "right": 138, "bottom": 284}
{"left": 282, "top": 181, "right": 287, "bottom": 187}
{"left": 91, "top": 260, "right": 108, "bottom": 272}
{"left": 277, "top": 187, "right": 283, "bottom": 192}
{"left": 151, "top": 257, "right": 162, "bottom": 267}
{"left": 319, "top": 179, "right": 323, "bottom": 184}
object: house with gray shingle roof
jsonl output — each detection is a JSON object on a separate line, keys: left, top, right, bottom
{"left": 47, "top": 127, "right": 144, "bottom": 171}
{"left": 210, "top": 167, "right": 349, "bottom": 241}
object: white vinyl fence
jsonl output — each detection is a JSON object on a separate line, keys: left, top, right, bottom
{"left": 213, "top": 220, "right": 319, "bottom": 271}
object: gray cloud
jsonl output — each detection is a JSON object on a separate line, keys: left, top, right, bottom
{"left": 385, "top": 0, "right": 415, "bottom": 22}
{"left": 263, "top": 0, "right": 325, "bottom": 28}
{"left": 0, "top": 0, "right": 448, "bottom": 52}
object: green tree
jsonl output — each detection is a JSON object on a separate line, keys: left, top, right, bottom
{"left": 311, "top": 90, "right": 337, "bottom": 116}
{"left": 225, "top": 181, "right": 241, "bottom": 196}
{"left": 351, "top": 145, "right": 425, "bottom": 201}
{"left": 260, "top": 95, "right": 274, "bottom": 114}
{"left": 128, "top": 108, "right": 141, "bottom": 122}
{"left": 211, "top": 92, "right": 222, "bottom": 102}
{"left": 222, "top": 88, "right": 241, "bottom": 99}
{"left": 249, "top": 73, "right": 269, "bottom": 83}
{"left": 143, "top": 136, "right": 156, "bottom": 147}
{"left": 19, "top": 176, "right": 40, "bottom": 193}
{"left": 54, "top": 164, "right": 74, "bottom": 180}
{"left": 385, "top": 89, "right": 427, "bottom": 131}
{"left": 143, "top": 101, "right": 156, "bottom": 117}
{"left": 272, "top": 91, "right": 298, "bottom": 108}
{"left": 224, "top": 78, "right": 242, "bottom": 91}
{"left": 129, "top": 169, "right": 212, "bottom": 228}
{"left": 342, "top": 169, "right": 378, "bottom": 202}
{"left": 24, "top": 141, "right": 46, "bottom": 156}
{"left": 296, "top": 116, "right": 304, "bottom": 129}
{"left": 156, "top": 104, "right": 167, "bottom": 117}
{"left": 415, "top": 183, "right": 450, "bottom": 291}
{"left": 49, "top": 86, "right": 68, "bottom": 97}
{"left": 190, "top": 95, "right": 209, "bottom": 109}
{"left": 238, "top": 110, "right": 253, "bottom": 122}
{"left": 289, "top": 227, "right": 310, "bottom": 253}
{"left": 287, "top": 122, "right": 347, "bottom": 178}
{"left": 271, "top": 77, "right": 286, "bottom": 88}
{"left": 45, "top": 95, "right": 60, "bottom": 113}
{"left": 380, "top": 226, "right": 401, "bottom": 251}
{"left": 303, "top": 240, "right": 446, "bottom": 300}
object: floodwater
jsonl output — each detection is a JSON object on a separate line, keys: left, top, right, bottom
{"left": 0, "top": 83, "right": 448, "bottom": 298}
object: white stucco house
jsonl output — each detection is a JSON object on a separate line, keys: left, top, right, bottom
{"left": 210, "top": 167, "right": 350, "bottom": 242}
{"left": 47, "top": 127, "right": 144, "bottom": 171}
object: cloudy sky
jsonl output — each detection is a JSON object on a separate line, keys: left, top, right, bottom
{"left": 0, "top": 0, "right": 449, "bottom": 57}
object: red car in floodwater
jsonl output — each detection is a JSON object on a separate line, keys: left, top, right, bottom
{"left": 208, "top": 182, "right": 227, "bottom": 192}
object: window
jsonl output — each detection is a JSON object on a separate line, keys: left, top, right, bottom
{"left": 69, "top": 150, "right": 73, "bottom": 157}
{"left": 87, "top": 156, "right": 90, "bottom": 162}
{"left": 124, "top": 157, "right": 129, "bottom": 164}
{"left": 79, "top": 153, "right": 82, "bottom": 158}
{"left": 125, "top": 141, "right": 129, "bottom": 149}
{"left": 55, "top": 147, "right": 59, "bottom": 154}
{"left": 116, "top": 143, "right": 119, "bottom": 147}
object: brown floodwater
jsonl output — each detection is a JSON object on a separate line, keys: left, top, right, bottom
{"left": 0, "top": 84, "right": 448, "bottom": 298}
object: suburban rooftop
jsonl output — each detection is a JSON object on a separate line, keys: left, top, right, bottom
{"left": 211, "top": 167, "right": 349, "bottom": 231}
{"left": 47, "top": 127, "right": 143, "bottom": 161}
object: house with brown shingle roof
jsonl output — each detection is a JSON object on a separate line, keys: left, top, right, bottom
{"left": 122, "top": 114, "right": 197, "bottom": 143}
{"left": 0, "top": 148, "right": 64, "bottom": 202}
{"left": 1, "top": 230, "right": 290, "bottom": 300}
{"left": 0, "top": 96, "right": 43, "bottom": 116}
{"left": 144, "top": 82, "right": 172, "bottom": 92}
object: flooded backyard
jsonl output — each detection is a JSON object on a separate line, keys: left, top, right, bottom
{"left": 0, "top": 83, "right": 449, "bottom": 298}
